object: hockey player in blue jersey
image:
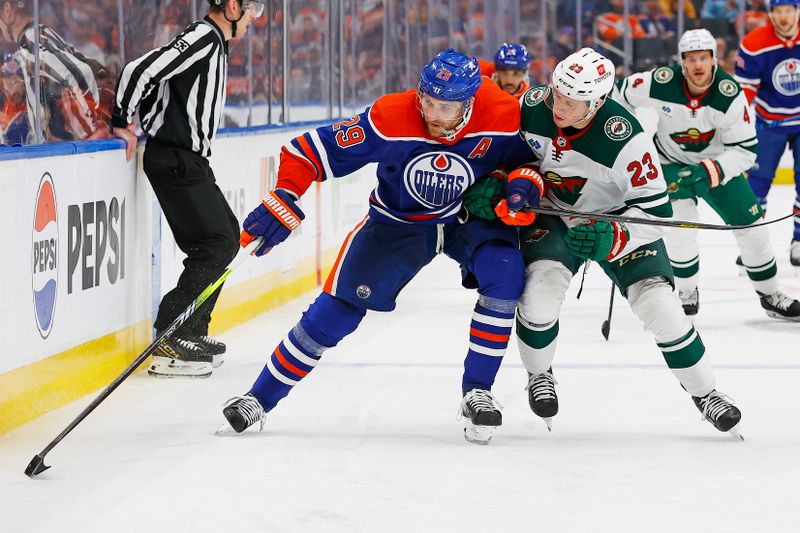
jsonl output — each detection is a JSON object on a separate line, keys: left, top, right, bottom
{"left": 220, "top": 49, "right": 541, "bottom": 445}
{"left": 736, "top": 0, "right": 800, "bottom": 266}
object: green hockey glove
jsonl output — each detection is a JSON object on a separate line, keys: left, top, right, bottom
{"left": 463, "top": 171, "right": 506, "bottom": 220}
{"left": 564, "top": 220, "right": 630, "bottom": 261}
{"left": 678, "top": 159, "right": 723, "bottom": 198}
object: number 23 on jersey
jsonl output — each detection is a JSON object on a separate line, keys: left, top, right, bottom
{"left": 627, "top": 152, "right": 659, "bottom": 187}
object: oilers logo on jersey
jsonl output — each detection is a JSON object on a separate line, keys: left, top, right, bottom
{"left": 772, "top": 58, "right": 800, "bottom": 96}
{"left": 404, "top": 152, "right": 473, "bottom": 208}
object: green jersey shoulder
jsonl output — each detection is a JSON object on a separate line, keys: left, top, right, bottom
{"left": 649, "top": 65, "right": 741, "bottom": 113}
{"left": 520, "top": 87, "right": 645, "bottom": 168}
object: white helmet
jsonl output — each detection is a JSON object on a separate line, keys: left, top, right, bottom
{"left": 678, "top": 29, "right": 717, "bottom": 84}
{"left": 549, "top": 48, "right": 615, "bottom": 119}
{"left": 678, "top": 29, "right": 717, "bottom": 61}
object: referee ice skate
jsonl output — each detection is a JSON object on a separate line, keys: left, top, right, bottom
{"left": 112, "top": 0, "right": 264, "bottom": 378}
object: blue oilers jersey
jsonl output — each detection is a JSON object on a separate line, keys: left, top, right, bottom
{"left": 736, "top": 23, "right": 800, "bottom": 126}
{"left": 276, "top": 80, "right": 534, "bottom": 225}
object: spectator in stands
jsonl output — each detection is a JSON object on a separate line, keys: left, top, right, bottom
{"left": 702, "top": 0, "right": 743, "bottom": 23}
{"left": 0, "top": 51, "right": 30, "bottom": 145}
{"left": 596, "top": 0, "right": 647, "bottom": 43}
{"left": 550, "top": 26, "right": 577, "bottom": 62}
{"left": 640, "top": 0, "right": 677, "bottom": 39}
{"left": 0, "top": 0, "right": 109, "bottom": 142}
{"left": 721, "top": 47, "right": 739, "bottom": 74}
{"left": 659, "top": 0, "right": 698, "bottom": 19}
{"left": 742, "top": 0, "right": 772, "bottom": 31}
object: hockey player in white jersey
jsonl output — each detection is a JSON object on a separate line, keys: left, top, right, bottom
{"left": 479, "top": 48, "right": 743, "bottom": 437}
{"left": 618, "top": 29, "right": 800, "bottom": 320}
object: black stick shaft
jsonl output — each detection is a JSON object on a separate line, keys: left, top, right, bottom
{"left": 524, "top": 206, "right": 792, "bottom": 231}
{"left": 25, "top": 239, "right": 261, "bottom": 477}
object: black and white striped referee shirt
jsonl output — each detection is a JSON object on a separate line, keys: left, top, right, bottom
{"left": 113, "top": 16, "right": 228, "bottom": 158}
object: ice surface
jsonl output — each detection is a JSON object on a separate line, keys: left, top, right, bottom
{"left": 2, "top": 187, "right": 799, "bottom": 533}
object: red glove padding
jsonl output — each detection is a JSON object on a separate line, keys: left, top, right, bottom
{"left": 495, "top": 166, "right": 545, "bottom": 226}
{"left": 241, "top": 189, "right": 305, "bottom": 256}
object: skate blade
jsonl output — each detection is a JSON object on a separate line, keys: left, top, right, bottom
{"left": 149, "top": 357, "right": 212, "bottom": 378}
{"left": 215, "top": 423, "right": 238, "bottom": 436}
{"left": 463, "top": 421, "right": 494, "bottom": 445}
{"left": 148, "top": 368, "right": 212, "bottom": 378}
{"left": 727, "top": 423, "right": 744, "bottom": 441}
{"left": 543, "top": 417, "right": 553, "bottom": 432}
{"left": 764, "top": 310, "right": 800, "bottom": 322}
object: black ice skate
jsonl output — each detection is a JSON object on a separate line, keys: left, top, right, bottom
{"left": 734, "top": 256, "right": 747, "bottom": 277}
{"left": 525, "top": 369, "right": 558, "bottom": 431}
{"left": 678, "top": 288, "right": 699, "bottom": 316}
{"left": 692, "top": 390, "right": 742, "bottom": 440}
{"left": 189, "top": 335, "right": 226, "bottom": 367}
{"left": 149, "top": 337, "right": 213, "bottom": 378}
{"left": 221, "top": 394, "right": 265, "bottom": 433}
{"left": 757, "top": 291, "right": 800, "bottom": 321}
{"left": 459, "top": 389, "right": 502, "bottom": 445}
{"left": 791, "top": 241, "right": 800, "bottom": 267}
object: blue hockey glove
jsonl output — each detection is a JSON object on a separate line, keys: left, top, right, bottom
{"left": 240, "top": 189, "right": 305, "bottom": 256}
{"left": 495, "top": 166, "right": 545, "bottom": 226}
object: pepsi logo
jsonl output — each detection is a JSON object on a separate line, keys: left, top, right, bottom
{"left": 773, "top": 59, "right": 800, "bottom": 96}
{"left": 403, "top": 152, "right": 474, "bottom": 208}
{"left": 32, "top": 173, "right": 58, "bottom": 338}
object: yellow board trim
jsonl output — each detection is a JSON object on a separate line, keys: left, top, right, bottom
{"left": 0, "top": 321, "right": 151, "bottom": 435}
{"left": 775, "top": 169, "right": 795, "bottom": 185}
{"left": 0, "top": 247, "right": 339, "bottom": 435}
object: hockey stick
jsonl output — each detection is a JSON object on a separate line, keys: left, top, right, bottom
{"left": 600, "top": 283, "right": 615, "bottom": 341}
{"left": 522, "top": 205, "right": 793, "bottom": 230}
{"left": 24, "top": 237, "right": 263, "bottom": 478}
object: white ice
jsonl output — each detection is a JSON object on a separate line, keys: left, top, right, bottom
{"left": 2, "top": 187, "right": 799, "bottom": 533}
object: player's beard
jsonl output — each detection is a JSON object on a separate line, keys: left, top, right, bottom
{"left": 687, "top": 70, "right": 713, "bottom": 92}
{"left": 776, "top": 19, "right": 799, "bottom": 38}
{"left": 424, "top": 116, "right": 461, "bottom": 138}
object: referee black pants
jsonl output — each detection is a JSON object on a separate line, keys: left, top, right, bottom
{"left": 143, "top": 140, "right": 239, "bottom": 338}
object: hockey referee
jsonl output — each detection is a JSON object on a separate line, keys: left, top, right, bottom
{"left": 112, "top": 0, "right": 264, "bottom": 378}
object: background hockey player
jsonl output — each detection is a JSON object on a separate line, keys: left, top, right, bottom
{"left": 221, "top": 49, "right": 537, "bottom": 445}
{"left": 618, "top": 29, "right": 800, "bottom": 320}
{"left": 486, "top": 48, "right": 743, "bottom": 437}
{"left": 490, "top": 43, "right": 531, "bottom": 98}
{"left": 736, "top": 0, "right": 800, "bottom": 266}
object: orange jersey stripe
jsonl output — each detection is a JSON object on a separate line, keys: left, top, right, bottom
{"left": 274, "top": 346, "right": 309, "bottom": 378}
{"left": 295, "top": 135, "right": 324, "bottom": 180}
{"left": 470, "top": 328, "right": 510, "bottom": 343}
{"left": 323, "top": 215, "right": 369, "bottom": 294}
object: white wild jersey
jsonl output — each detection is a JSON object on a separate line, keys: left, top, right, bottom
{"left": 617, "top": 66, "right": 758, "bottom": 183}
{"left": 519, "top": 86, "right": 672, "bottom": 259}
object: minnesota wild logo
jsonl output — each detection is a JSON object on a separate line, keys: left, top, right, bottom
{"left": 669, "top": 128, "right": 716, "bottom": 152}
{"left": 524, "top": 87, "right": 545, "bottom": 106}
{"left": 543, "top": 171, "right": 587, "bottom": 206}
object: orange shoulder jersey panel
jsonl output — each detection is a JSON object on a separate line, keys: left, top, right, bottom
{"left": 478, "top": 59, "right": 495, "bottom": 78}
{"left": 465, "top": 79, "right": 521, "bottom": 134}
{"left": 512, "top": 80, "right": 531, "bottom": 100}
{"left": 368, "top": 90, "right": 430, "bottom": 139}
{"left": 368, "top": 81, "right": 520, "bottom": 144}
{"left": 741, "top": 23, "right": 793, "bottom": 53}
